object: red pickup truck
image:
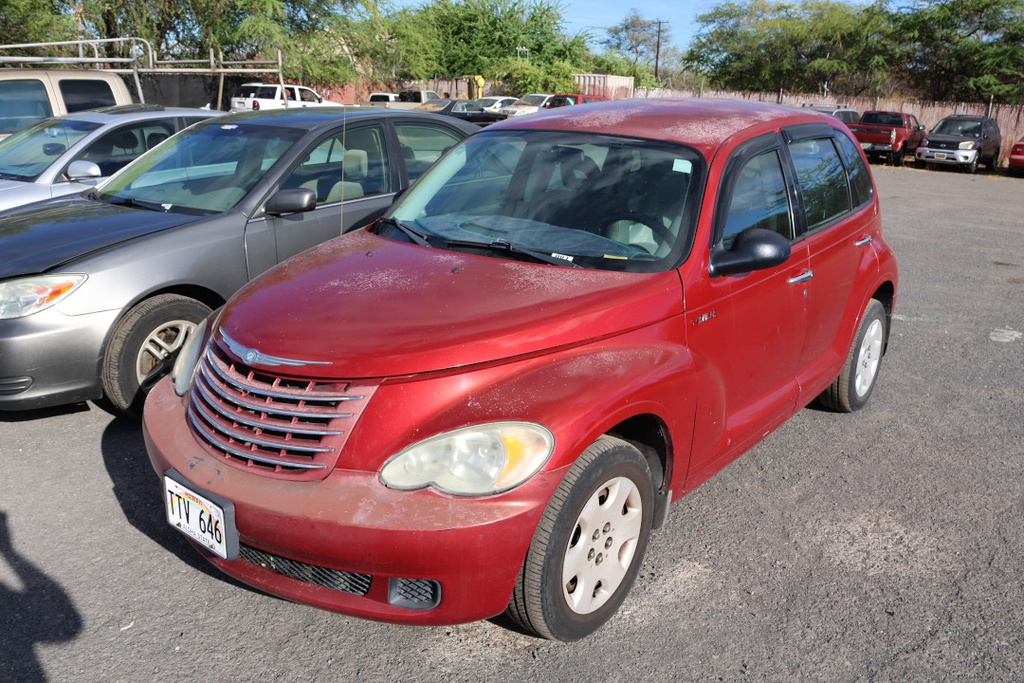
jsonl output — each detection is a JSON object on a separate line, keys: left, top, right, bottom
{"left": 849, "top": 111, "right": 926, "bottom": 165}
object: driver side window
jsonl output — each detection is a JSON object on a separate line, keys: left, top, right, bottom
{"left": 722, "top": 149, "right": 793, "bottom": 249}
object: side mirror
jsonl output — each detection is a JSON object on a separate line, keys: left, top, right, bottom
{"left": 265, "top": 188, "right": 317, "bottom": 216}
{"left": 709, "top": 228, "right": 792, "bottom": 277}
{"left": 917, "top": 124, "right": 926, "bottom": 130}
{"left": 66, "top": 160, "right": 102, "bottom": 181}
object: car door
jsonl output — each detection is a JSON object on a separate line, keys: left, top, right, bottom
{"left": 259, "top": 122, "right": 394, "bottom": 265}
{"left": 783, "top": 124, "right": 878, "bottom": 398}
{"left": 684, "top": 133, "right": 810, "bottom": 473}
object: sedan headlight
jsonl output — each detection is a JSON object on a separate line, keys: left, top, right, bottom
{"left": 959, "top": 140, "right": 977, "bottom": 150}
{"left": 0, "top": 274, "right": 86, "bottom": 319}
{"left": 171, "top": 317, "right": 208, "bottom": 396}
{"left": 380, "top": 422, "right": 555, "bottom": 496}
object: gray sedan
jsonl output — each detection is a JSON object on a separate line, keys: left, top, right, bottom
{"left": 0, "top": 104, "right": 222, "bottom": 212}
{"left": 0, "top": 108, "right": 478, "bottom": 415}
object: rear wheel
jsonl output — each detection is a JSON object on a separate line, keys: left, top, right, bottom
{"left": 102, "top": 294, "right": 211, "bottom": 418}
{"left": 819, "top": 298, "right": 887, "bottom": 412}
{"left": 890, "top": 149, "right": 904, "bottom": 166}
{"left": 506, "top": 436, "right": 654, "bottom": 641}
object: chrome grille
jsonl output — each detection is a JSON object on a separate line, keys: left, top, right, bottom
{"left": 187, "top": 342, "right": 375, "bottom": 477}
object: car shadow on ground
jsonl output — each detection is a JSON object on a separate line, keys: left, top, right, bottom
{"left": 99, "top": 415, "right": 260, "bottom": 595}
{"left": 0, "top": 402, "right": 93, "bottom": 422}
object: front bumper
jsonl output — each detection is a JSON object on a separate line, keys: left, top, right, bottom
{"left": 143, "top": 379, "right": 566, "bottom": 626}
{"left": 916, "top": 146, "right": 978, "bottom": 167}
{"left": 0, "top": 307, "right": 118, "bottom": 410}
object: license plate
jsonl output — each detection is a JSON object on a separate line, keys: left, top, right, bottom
{"left": 163, "top": 470, "right": 239, "bottom": 560}
{"left": 934, "top": 152, "right": 947, "bottom": 159}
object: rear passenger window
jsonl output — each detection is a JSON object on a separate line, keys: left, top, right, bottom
{"left": 833, "top": 132, "right": 873, "bottom": 208}
{"left": 788, "top": 138, "right": 851, "bottom": 230}
{"left": 722, "top": 149, "right": 793, "bottom": 248}
{"left": 395, "top": 123, "right": 465, "bottom": 181}
{"left": 58, "top": 79, "right": 118, "bottom": 113}
{"left": 0, "top": 80, "right": 53, "bottom": 134}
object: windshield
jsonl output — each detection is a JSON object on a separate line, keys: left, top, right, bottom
{"left": 0, "top": 117, "right": 101, "bottom": 181}
{"left": 96, "top": 120, "right": 303, "bottom": 214}
{"left": 933, "top": 118, "right": 983, "bottom": 138}
{"left": 385, "top": 130, "right": 705, "bottom": 272}
{"left": 520, "top": 95, "right": 548, "bottom": 106}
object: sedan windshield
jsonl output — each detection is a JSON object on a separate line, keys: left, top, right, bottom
{"left": 387, "top": 130, "right": 705, "bottom": 272}
{"left": 0, "top": 118, "right": 101, "bottom": 181}
{"left": 96, "top": 121, "right": 303, "bottom": 214}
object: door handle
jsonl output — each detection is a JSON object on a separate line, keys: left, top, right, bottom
{"left": 855, "top": 235, "right": 873, "bottom": 247}
{"left": 788, "top": 270, "right": 813, "bottom": 284}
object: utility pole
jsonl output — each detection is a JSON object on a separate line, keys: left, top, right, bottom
{"left": 654, "top": 20, "right": 667, "bottom": 81}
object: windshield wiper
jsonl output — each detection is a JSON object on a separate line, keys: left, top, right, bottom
{"left": 104, "top": 195, "right": 166, "bottom": 212}
{"left": 376, "top": 216, "right": 431, "bottom": 247}
{"left": 445, "top": 236, "right": 581, "bottom": 268}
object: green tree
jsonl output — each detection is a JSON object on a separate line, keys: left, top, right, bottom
{"left": 896, "top": 0, "right": 1024, "bottom": 103}
{"left": 0, "top": 0, "right": 77, "bottom": 47}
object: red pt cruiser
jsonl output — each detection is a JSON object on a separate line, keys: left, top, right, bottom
{"left": 144, "top": 99, "right": 898, "bottom": 641}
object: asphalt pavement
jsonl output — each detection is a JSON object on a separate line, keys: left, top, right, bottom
{"left": 1, "top": 164, "right": 1022, "bottom": 682}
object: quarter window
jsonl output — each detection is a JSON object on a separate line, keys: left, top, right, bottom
{"left": 788, "top": 138, "right": 851, "bottom": 231}
{"left": 833, "top": 132, "right": 873, "bottom": 208}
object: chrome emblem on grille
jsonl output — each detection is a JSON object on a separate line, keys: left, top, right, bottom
{"left": 220, "top": 329, "right": 331, "bottom": 367}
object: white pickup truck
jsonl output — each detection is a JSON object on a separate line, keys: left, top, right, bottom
{"left": 229, "top": 83, "right": 333, "bottom": 112}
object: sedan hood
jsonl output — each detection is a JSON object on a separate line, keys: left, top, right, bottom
{"left": 0, "top": 196, "right": 202, "bottom": 278}
{"left": 217, "top": 231, "right": 683, "bottom": 379}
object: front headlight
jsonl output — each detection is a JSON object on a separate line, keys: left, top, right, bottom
{"left": 171, "top": 317, "right": 208, "bottom": 396}
{"left": 0, "top": 274, "right": 86, "bottom": 320}
{"left": 959, "top": 140, "right": 977, "bottom": 150}
{"left": 380, "top": 422, "right": 555, "bottom": 496}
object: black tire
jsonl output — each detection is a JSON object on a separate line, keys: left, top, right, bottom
{"left": 890, "top": 149, "right": 904, "bottom": 166}
{"left": 914, "top": 159, "right": 926, "bottom": 169}
{"left": 965, "top": 155, "right": 979, "bottom": 174}
{"left": 506, "top": 435, "right": 654, "bottom": 641}
{"left": 987, "top": 147, "right": 1000, "bottom": 171}
{"left": 819, "top": 299, "right": 887, "bottom": 413}
{"left": 102, "top": 294, "right": 211, "bottom": 418}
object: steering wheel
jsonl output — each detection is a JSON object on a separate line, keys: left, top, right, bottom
{"left": 600, "top": 212, "right": 674, "bottom": 246}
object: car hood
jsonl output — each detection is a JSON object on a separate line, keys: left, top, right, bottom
{"left": 0, "top": 196, "right": 203, "bottom": 278}
{"left": 216, "top": 230, "right": 684, "bottom": 379}
{"left": 925, "top": 133, "right": 976, "bottom": 144}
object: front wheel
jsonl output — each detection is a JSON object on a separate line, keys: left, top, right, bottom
{"left": 506, "top": 436, "right": 654, "bottom": 641}
{"left": 819, "top": 299, "right": 887, "bottom": 412}
{"left": 102, "top": 294, "right": 211, "bottom": 418}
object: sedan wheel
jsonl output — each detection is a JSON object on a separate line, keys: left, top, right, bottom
{"left": 506, "top": 436, "right": 654, "bottom": 641}
{"left": 103, "top": 294, "right": 211, "bottom": 418}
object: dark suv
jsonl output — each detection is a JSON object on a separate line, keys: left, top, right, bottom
{"left": 915, "top": 115, "right": 1002, "bottom": 173}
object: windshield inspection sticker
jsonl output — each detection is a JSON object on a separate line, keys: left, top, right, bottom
{"left": 551, "top": 253, "right": 574, "bottom": 262}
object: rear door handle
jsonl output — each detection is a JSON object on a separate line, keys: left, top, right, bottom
{"left": 855, "top": 235, "right": 873, "bottom": 247}
{"left": 788, "top": 270, "right": 813, "bottom": 284}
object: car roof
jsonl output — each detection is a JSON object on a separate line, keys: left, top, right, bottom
{"left": 59, "top": 104, "right": 220, "bottom": 123}
{"left": 491, "top": 98, "right": 834, "bottom": 158}
{"left": 210, "top": 106, "right": 481, "bottom": 132}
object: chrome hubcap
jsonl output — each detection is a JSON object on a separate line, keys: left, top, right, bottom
{"left": 562, "top": 476, "right": 644, "bottom": 614}
{"left": 136, "top": 319, "right": 197, "bottom": 384}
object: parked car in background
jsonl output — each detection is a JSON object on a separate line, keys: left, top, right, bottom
{"left": 229, "top": 83, "right": 332, "bottom": 112}
{"left": 0, "top": 104, "right": 222, "bottom": 213}
{"left": 145, "top": 99, "right": 898, "bottom": 642}
{"left": 415, "top": 99, "right": 508, "bottom": 126}
{"left": 1009, "top": 136, "right": 1024, "bottom": 176}
{"left": 0, "top": 108, "right": 477, "bottom": 416}
{"left": 915, "top": 115, "right": 1002, "bottom": 173}
{"left": 545, "top": 94, "right": 611, "bottom": 108}
{"left": 500, "top": 93, "right": 553, "bottom": 117}
{"left": 802, "top": 105, "right": 861, "bottom": 126}
{"left": 0, "top": 69, "right": 134, "bottom": 140}
{"left": 368, "top": 93, "right": 398, "bottom": 104}
{"left": 476, "top": 96, "right": 519, "bottom": 111}
{"left": 364, "top": 89, "right": 442, "bottom": 110}
{"left": 849, "top": 110, "right": 926, "bottom": 166}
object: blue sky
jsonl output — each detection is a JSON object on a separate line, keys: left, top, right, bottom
{"left": 560, "top": 1, "right": 712, "bottom": 51}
